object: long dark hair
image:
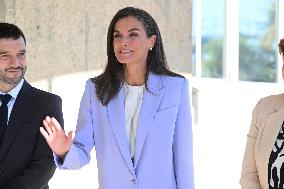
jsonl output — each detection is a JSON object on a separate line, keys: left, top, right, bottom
{"left": 92, "top": 7, "right": 182, "bottom": 105}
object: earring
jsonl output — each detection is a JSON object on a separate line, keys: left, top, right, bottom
{"left": 149, "top": 47, "right": 152, "bottom": 50}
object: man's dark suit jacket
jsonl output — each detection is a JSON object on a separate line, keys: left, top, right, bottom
{"left": 0, "top": 80, "right": 64, "bottom": 189}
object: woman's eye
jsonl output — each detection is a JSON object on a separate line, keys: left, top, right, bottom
{"left": 113, "top": 34, "right": 121, "bottom": 39}
{"left": 129, "top": 33, "right": 138, "bottom": 38}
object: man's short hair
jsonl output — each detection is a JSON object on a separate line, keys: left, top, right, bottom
{"left": 0, "top": 22, "right": 26, "bottom": 44}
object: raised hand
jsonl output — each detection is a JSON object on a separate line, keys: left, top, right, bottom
{"left": 40, "top": 116, "right": 73, "bottom": 158}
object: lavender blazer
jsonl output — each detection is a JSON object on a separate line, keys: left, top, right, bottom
{"left": 57, "top": 73, "right": 194, "bottom": 189}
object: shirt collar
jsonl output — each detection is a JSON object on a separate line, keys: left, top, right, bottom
{"left": 0, "top": 78, "right": 24, "bottom": 100}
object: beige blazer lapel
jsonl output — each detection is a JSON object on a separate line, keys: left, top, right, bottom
{"left": 258, "top": 105, "right": 284, "bottom": 188}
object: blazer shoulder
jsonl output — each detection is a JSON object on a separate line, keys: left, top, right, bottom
{"left": 30, "top": 86, "right": 62, "bottom": 103}
{"left": 21, "top": 80, "right": 61, "bottom": 101}
{"left": 86, "top": 78, "right": 96, "bottom": 88}
{"left": 160, "top": 74, "right": 188, "bottom": 89}
{"left": 34, "top": 87, "right": 61, "bottom": 97}
{"left": 256, "top": 93, "right": 284, "bottom": 111}
{"left": 252, "top": 93, "right": 284, "bottom": 126}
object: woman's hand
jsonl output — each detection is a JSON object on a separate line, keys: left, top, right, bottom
{"left": 40, "top": 116, "right": 73, "bottom": 158}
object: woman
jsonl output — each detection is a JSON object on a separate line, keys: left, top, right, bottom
{"left": 240, "top": 38, "right": 284, "bottom": 189}
{"left": 40, "top": 7, "right": 194, "bottom": 189}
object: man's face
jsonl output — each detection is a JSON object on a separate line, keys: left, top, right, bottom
{"left": 0, "top": 37, "right": 27, "bottom": 88}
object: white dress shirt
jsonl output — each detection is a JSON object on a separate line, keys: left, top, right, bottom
{"left": 123, "top": 82, "right": 145, "bottom": 159}
{"left": 0, "top": 78, "right": 24, "bottom": 123}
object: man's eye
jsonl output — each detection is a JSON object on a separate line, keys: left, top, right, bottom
{"left": 0, "top": 54, "right": 9, "bottom": 59}
{"left": 17, "top": 53, "right": 26, "bottom": 59}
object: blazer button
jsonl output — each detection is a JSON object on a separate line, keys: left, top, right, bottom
{"left": 131, "top": 178, "right": 136, "bottom": 184}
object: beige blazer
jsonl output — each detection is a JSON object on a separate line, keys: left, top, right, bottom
{"left": 240, "top": 93, "right": 284, "bottom": 189}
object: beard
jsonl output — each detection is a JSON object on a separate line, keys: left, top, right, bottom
{"left": 0, "top": 66, "right": 27, "bottom": 85}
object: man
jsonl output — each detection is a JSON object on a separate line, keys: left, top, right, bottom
{"left": 0, "top": 23, "right": 63, "bottom": 188}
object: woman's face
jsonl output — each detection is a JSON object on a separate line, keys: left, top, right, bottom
{"left": 113, "top": 16, "right": 156, "bottom": 66}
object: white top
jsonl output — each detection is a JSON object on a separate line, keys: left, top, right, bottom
{"left": 123, "top": 83, "right": 145, "bottom": 160}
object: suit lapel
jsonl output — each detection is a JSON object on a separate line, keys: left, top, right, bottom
{"left": 134, "top": 73, "right": 164, "bottom": 167}
{"left": 106, "top": 87, "right": 135, "bottom": 174}
{"left": 260, "top": 106, "right": 284, "bottom": 185}
{"left": 0, "top": 80, "right": 34, "bottom": 159}
{"left": 106, "top": 74, "right": 165, "bottom": 171}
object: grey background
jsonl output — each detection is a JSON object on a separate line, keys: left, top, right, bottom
{"left": 0, "top": 0, "right": 192, "bottom": 88}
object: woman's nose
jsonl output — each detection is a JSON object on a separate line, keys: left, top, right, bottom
{"left": 120, "top": 36, "right": 130, "bottom": 46}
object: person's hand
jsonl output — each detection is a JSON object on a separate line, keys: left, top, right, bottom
{"left": 40, "top": 116, "right": 73, "bottom": 158}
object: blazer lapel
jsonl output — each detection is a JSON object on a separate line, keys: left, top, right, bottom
{"left": 0, "top": 80, "right": 33, "bottom": 159}
{"left": 134, "top": 73, "right": 164, "bottom": 167}
{"left": 106, "top": 87, "right": 135, "bottom": 174}
{"left": 259, "top": 106, "right": 284, "bottom": 187}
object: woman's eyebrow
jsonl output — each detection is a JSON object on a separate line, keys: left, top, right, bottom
{"left": 113, "top": 28, "right": 140, "bottom": 33}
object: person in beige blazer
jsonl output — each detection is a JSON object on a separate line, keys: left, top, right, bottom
{"left": 240, "top": 38, "right": 284, "bottom": 189}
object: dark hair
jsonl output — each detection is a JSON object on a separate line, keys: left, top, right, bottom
{"left": 279, "top": 38, "right": 284, "bottom": 56}
{"left": 0, "top": 22, "right": 26, "bottom": 44}
{"left": 93, "top": 7, "right": 182, "bottom": 105}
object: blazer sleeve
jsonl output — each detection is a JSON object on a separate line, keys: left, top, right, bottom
{"left": 3, "top": 95, "right": 63, "bottom": 189}
{"left": 173, "top": 78, "right": 195, "bottom": 189}
{"left": 240, "top": 99, "right": 262, "bottom": 189}
{"left": 56, "top": 79, "right": 95, "bottom": 169}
